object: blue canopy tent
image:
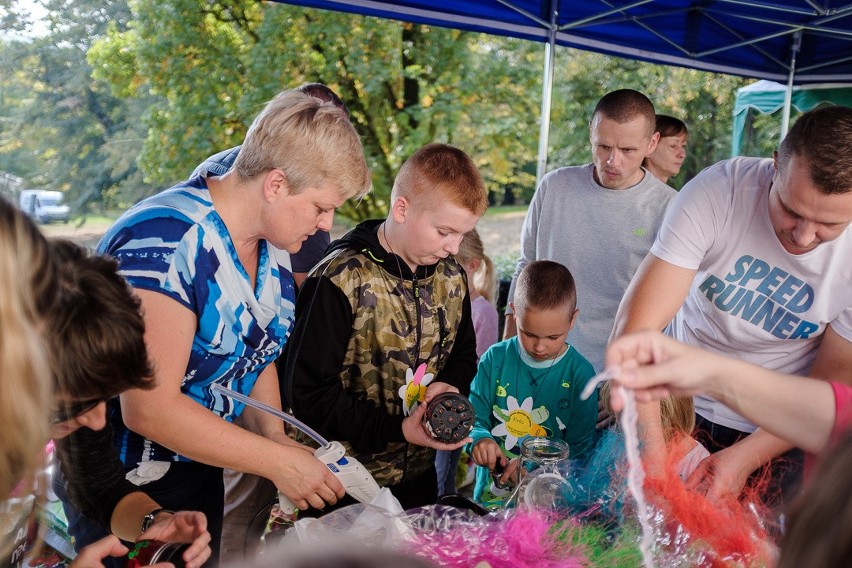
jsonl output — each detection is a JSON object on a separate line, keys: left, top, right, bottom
{"left": 273, "top": 1, "right": 852, "bottom": 180}
{"left": 732, "top": 79, "right": 852, "bottom": 156}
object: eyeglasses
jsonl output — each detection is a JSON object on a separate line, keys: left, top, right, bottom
{"left": 50, "top": 398, "right": 104, "bottom": 425}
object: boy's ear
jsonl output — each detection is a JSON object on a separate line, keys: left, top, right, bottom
{"left": 389, "top": 195, "right": 410, "bottom": 224}
{"left": 568, "top": 308, "right": 579, "bottom": 330}
{"left": 263, "top": 168, "right": 290, "bottom": 202}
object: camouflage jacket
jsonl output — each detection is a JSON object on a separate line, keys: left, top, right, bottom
{"left": 284, "top": 220, "right": 477, "bottom": 489}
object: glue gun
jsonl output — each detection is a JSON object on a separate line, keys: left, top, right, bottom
{"left": 277, "top": 440, "right": 381, "bottom": 514}
{"left": 208, "top": 383, "right": 382, "bottom": 515}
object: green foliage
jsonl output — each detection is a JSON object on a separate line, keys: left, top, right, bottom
{"left": 547, "top": 50, "right": 751, "bottom": 191}
{"left": 0, "top": 0, "right": 780, "bottom": 221}
{"left": 0, "top": 0, "right": 158, "bottom": 213}
{"left": 492, "top": 253, "right": 519, "bottom": 282}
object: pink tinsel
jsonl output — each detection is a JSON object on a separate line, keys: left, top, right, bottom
{"left": 411, "top": 509, "right": 587, "bottom": 568}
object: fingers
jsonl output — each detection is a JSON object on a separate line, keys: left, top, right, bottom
{"left": 596, "top": 396, "right": 616, "bottom": 429}
{"left": 181, "top": 530, "right": 212, "bottom": 568}
{"left": 423, "top": 381, "right": 458, "bottom": 403}
{"left": 71, "top": 535, "right": 128, "bottom": 567}
{"left": 686, "top": 457, "right": 714, "bottom": 493}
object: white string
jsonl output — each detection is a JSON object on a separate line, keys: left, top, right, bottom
{"left": 581, "top": 369, "right": 655, "bottom": 567}
{"left": 619, "top": 384, "right": 656, "bottom": 568}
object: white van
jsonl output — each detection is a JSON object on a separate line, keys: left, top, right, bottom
{"left": 19, "top": 190, "right": 70, "bottom": 224}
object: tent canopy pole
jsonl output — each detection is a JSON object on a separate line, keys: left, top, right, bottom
{"left": 781, "top": 30, "right": 803, "bottom": 137}
{"left": 536, "top": 2, "right": 558, "bottom": 185}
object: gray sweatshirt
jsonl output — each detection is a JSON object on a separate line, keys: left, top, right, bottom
{"left": 508, "top": 164, "right": 676, "bottom": 371}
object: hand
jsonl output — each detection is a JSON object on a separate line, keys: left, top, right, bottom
{"left": 139, "top": 511, "right": 211, "bottom": 568}
{"left": 423, "top": 381, "right": 459, "bottom": 404}
{"left": 69, "top": 536, "right": 128, "bottom": 568}
{"left": 471, "top": 438, "right": 501, "bottom": 468}
{"left": 273, "top": 446, "right": 345, "bottom": 511}
{"left": 686, "top": 446, "right": 751, "bottom": 501}
{"left": 501, "top": 457, "right": 520, "bottom": 488}
{"left": 402, "top": 400, "right": 470, "bottom": 450}
{"left": 605, "top": 331, "right": 722, "bottom": 411}
{"left": 472, "top": 439, "right": 515, "bottom": 487}
{"left": 596, "top": 395, "right": 616, "bottom": 429}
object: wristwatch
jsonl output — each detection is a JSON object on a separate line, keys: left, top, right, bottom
{"left": 141, "top": 508, "right": 175, "bottom": 533}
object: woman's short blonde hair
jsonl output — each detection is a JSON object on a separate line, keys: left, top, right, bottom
{"left": 233, "top": 90, "right": 371, "bottom": 200}
{"left": 0, "top": 197, "right": 54, "bottom": 555}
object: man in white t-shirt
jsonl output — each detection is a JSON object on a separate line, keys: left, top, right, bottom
{"left": 613, "top": 106, "right": 852, "bottom": 501}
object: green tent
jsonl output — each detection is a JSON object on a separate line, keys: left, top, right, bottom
{"left": 732, "top": 80, "right": 852, "bottom": 156}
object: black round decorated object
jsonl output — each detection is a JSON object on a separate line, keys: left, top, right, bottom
{"left": 423, "top": 392, "right": 475, "bottom": 444}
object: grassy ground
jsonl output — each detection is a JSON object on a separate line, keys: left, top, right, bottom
{"left": 41, "top": 206, "right": 528, "bottom": 267}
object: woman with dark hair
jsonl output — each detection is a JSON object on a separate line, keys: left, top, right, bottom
{"left": 643, "top": 114, "right": 688, "bottom": 184}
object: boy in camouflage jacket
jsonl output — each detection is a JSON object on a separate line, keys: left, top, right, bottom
{"left": 284, "top": 143, "right": 488, "bottom": 509}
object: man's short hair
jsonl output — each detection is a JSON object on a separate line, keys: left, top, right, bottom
{"left": 391, "top": 143, "right": 488, "bottom": 216}
{"left": 655, "top": 114, "right": 688, "bottom": 138}
{"left": 46, "top": 239, "right": 155, "bottom": 400}
{"left": 592, "top": 89, "right": 657, "bottom": 137}
{"left": 777, "top": 105, "right": 852, "bottom": 195}
{"left": 513, "top": 260, "right": 577, "bottom": 314}
{"left": 234, "top": 90, "right": 371, "bottom": 200}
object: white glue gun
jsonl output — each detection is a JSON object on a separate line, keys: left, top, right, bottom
{"left": 208, "top": 384, "right": 380, "bottom": 514}
{"left": 278, "top": 441, "right": 381, "bottom": 514}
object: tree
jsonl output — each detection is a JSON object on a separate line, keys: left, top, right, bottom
{"left": 0, "top": 0, "right": 157, "bottom": 214}
{"left": 546, "top": 49, "right": 750, "bottom": 191}
{"left": 89, "top": 1, "right": 544, "bottom": 220}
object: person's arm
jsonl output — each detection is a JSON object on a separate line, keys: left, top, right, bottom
{"left": 55, "top": 421, "right": 140, "bottom": 532}
{"left": 120, "top": 289, "right": 343, "bottom": 511}
{"left": 689, "top": 322, "right": 852, "bottom": 496}
{"left": 610, "top": 252, "right": 696, "bottom": 338}
{"left": 809, "top": 324, "right": 852, "bottom": 385}
{"left": 610, "top": 253, "right": 697, "bottom": 473}
{"left": 686, "top": 429, "right": 794, "bottom": 499}
{"left": 606, "top": 330, "right": 836, "bottom": 454}
{"left": 55, "top": 420, "right": 212, "bottom": 555}
{"left": 467, "top": 349, "right": 496, "bottom": 451}
{"left": 466, "top": 349, "right": 505, "bottom": 472}
{"left": 110, "top": 496, "right": 210, "bottom": 568}
{"left": 241, "top": 361, "right": 305, "bottom": 449}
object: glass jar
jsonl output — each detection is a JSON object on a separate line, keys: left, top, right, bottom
{"left": 505, "top": 437, "right": 571, "bottom": 511}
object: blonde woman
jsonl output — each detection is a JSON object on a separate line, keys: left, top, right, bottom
{"left": 0, "top": 196, "right": 54, "bottom": 561}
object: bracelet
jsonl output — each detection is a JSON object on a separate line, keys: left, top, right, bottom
{"left": 140, "top": 507, "right": 175, "bottom": 533}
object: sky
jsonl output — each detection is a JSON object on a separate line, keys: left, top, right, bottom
{"left": 2, "top": 1, "right": 50, "bottom": 41}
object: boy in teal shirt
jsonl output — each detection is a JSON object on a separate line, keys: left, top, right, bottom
{"left": 469, "top": 260, "right": 598, "bottom": 507}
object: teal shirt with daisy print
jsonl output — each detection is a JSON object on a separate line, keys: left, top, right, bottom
{"left": 467, "top": 336, "right": 598, "bottom": 507}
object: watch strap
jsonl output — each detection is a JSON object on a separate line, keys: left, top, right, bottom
{"left": 141, "top": 507, "right": 175, "bottom": 533}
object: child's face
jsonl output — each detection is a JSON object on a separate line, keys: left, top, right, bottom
{"left": 50, "top": 396, "right": 107, "bottom": 439}
{"left": 395, "top": 198, "right": 480, "bottom": 270}
{"left": 514, "top": 304, "right": 578, "bottom": 362}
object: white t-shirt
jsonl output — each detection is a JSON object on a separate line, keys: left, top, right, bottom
{"left": 652, "top": 157, "right": 852, "bottom": 431}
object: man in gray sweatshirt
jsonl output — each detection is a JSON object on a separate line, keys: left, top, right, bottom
{"left": 505, "top": 89, "right": 676, "bottom": 375}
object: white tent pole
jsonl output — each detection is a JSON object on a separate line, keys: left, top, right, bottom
{"left": 536, "top": 3, "right": 558, "bottom": 185}
{"left": 781, "top": 30, "right": 802, "bottom": 137}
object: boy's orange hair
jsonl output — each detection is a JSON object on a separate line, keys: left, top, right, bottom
{"left": 391, "top": 143, "right": 488, "bottom": 216}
